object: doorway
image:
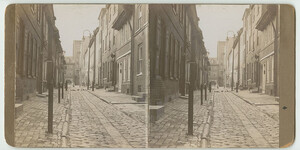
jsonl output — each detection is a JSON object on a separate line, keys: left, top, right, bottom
{"left": 262, "top": 63, "right": 266, "bottom": 93}
{"left": 118, "top": 63, "right": 122, "bottom": 92}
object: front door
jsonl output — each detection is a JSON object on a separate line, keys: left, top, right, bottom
{"left": 118, "top": 63, "right": 122, "bottom": 92}
{"left": 262, "top": 63, "right": 266, "bottom": 93}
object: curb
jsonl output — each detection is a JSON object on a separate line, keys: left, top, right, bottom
{"left": 87, "top": 90, "right": 111, "bottom": 104}
{"left": 231, "top": 92, "right": 254, "bottom": 106}
{"left": 61, "top": 90, "right": 71, "bottom": 148}
{"left": 200, "top": 92, "right": 214, "bottom": 148}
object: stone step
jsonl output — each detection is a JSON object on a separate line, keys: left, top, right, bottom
{"left": 15, "top": 103, "right": 23, "bottom": 118}
{"left": 149, "top": 105, "right": 165, "bottom": 122}
{"left": 132, "top": 95, "right": 145, "bottom": 102}
{"left": 137, "top": 92, "right": 147, "bottom": 98}
{"left": 106, "top": 87, "right": 115, "bottom": 92}
{"left": 179, "top": 95, "right": 188, "bottom": 99}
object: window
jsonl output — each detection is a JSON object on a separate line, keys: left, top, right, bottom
{"left": 256, "top": 30, "right": 259, "bottom": 46}
{"left": 28, "top": 35, "right": 33, "bottom": 77}
{"left": 23, "top": 30, "right": 28, "bottom": 76}
{"left": 108, "top": 32, "right": 111, "bottom": 49}
{"left": 30, "top": 5, "right": 37, "bottom": 14}
{"left": 178, "top": 45, "right": 181, "bottom": 78}
{"left": 17, "top": 19, "right": 25, "bottom": 75}
{"left": 169, "top": 34, "right": 173, "bottom": 78}
{"left": 156, "top": 17, "right": 161, "bottom": 47}
{"left": 137, "top": 43, "right": 143, "bottom": 74}
{"left": 179, "top": 5, "right": 183, "bottom": 24}
{"left": 37, "top": 5, "right": 41, "bottom": 24}
{"left": 174, "top": 40, "right": 178, "bottom": 78}
{"left": 266, "top": 60, "right": 269, "bottom": 83}
{"left": 271, "top": 56, "right": 274, "bottom": 82}
{"left": 164, "top": 29, "right": 170, "bottom": 78}
{"left": 128, "top": 56, "right": 130, "bottom": 81}
{"left": 44, "top": 14, "right": 48, "bottom": 42}
{"left": 138, "top": 5, "right": 142, "bottom": 29}
{"left": 32, "top": 39, "right": 37, "bottom": 77}
{"left": 123, "top": 59, "right": 126, "bottom": 81}
{"left": 113, "top": 32, "right": 116, "bottom": 45}
{"left": 172, "top": 4, "right": 177, "bottom": 15}
{"left": 269, "top": 57, "right": 272, "bottom": 83}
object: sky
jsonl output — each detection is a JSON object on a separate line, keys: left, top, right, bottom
{"left": 54, "top": 5, "right": 248, "bottom": 57}
{"left": 196, "top": 5, "right": 249, "bottom": 58}
{"left": 53, "top": 4, "right": 105, "bottom": 56}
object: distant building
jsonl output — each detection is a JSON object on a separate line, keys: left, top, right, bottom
{"left": 208, "top": 58, "right": 218, "bottom": 85}
{"left": 65, "top": 56, "right": 75, "bottom": 84}
{"left": 73, "top": 40, "right": 82, "bottom": 85}
{"left": 217, "top": 41, "right": 225, "bottom": 86}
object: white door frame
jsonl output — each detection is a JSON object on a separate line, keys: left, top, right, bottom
{"left": 262, "top": 63, "right": 266, "bottom": 93}
{"left": 118, "top": 63, "right": 122, "bottom": 92}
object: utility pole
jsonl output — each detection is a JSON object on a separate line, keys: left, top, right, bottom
{"left": 187, "top": 5, "right": 196, "bottom": 135}
{"left": 62, "top": 64, "right": 64, "bottom": 99}
{"left": 93, "top": 35, "right": 96, "bottom": 91}
{"left": 205, "top": 80, "right": 207, "bottom": 100}
{"left": 180, "top": 5, "right": 187, "bottom": 96}
{"left": 47, "top": 16, "right": 54, "bottom": 134}
{"left": 237, "top": 34, "right": 240, "bottom": 93}
{"left": 58, "top": 54, "right": 60, "bottom": 103}
{"left": 127, "top": 5, "right": 135, "bottom": 95}
{"left": 272, "top": 6, "right": 278, "bottom": 96}
{"left": 87, "top": 47, "right": 90, "bottom": 90}
{"left": 231, "top": 48, "right": 234, "bottom": 91}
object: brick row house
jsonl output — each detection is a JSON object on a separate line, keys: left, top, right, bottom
{"left": 77, "top": 4, "right": 149, "bottom": 97}
{"left": 13, "top": 4, "right": 65, "bottom": 103}
{"left": 149, "top": 4, "right": 209, "bottom": 121}
{"left": 219, "top": 5, "right": 280, "bottom": 96}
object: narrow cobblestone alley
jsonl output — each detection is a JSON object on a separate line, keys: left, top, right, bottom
{"left": 210, "top": 92, "right": 279, "bottom": 148}
{"left": 149, "top": 91, "right": 213, "bottom": 148}
{"left": 68, "top": 90, "right": 146, "bottom": 148}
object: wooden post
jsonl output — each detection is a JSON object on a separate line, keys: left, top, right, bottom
{"left": 47, "top": 61, "right": 53, "bottom": 133}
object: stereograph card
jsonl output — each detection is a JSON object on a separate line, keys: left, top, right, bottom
{"left": 3, "top": 2, "right": 295, "bottom": 148}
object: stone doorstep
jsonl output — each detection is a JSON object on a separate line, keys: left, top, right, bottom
{"left": 132, "top": 92, "right": 148, "bottom": 102}
{"left": 149, "top": 105, "right": 165, "bottom": 122}
{"left": 132, "top": 95, "right": 144, "bottom": 102}
{"left": 15, "top": 103, "right": 23, "bottom": 118}
{"left": 179, "top": 95, "right": 188, "bottom": 99}
{"left": 105, "top": 87, "right": 115, "bottom": 92}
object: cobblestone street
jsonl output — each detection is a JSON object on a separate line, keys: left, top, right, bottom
{"left": 15, "top": 87, "right": 146, "bottom": 148}
{"left": 149, "top": 91, "right": 213, "bottom": 148}
{"left": 148, "top": 89, "right": 279, "bottom": 148}
{"left": 68, "top": 90, "right": 146, "bottom": 148}
{"left": 15, "top": 90, "right": 69, "bottom": 147}
{"left": 210, "top": 91, "right": 279, "bottom": 148}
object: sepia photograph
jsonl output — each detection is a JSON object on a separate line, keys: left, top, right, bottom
{"left": 4, "top": 3, "right": 295, "bottom": 148}
{"left": 10, "top": 4, "right": 148, "bottom": 148}
{"left": 148, "top": 4, "right": 280, "bottom": 148}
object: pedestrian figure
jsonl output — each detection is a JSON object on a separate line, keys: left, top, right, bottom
{"left": 209, "top": 82, "right": 212, "bottom": 93}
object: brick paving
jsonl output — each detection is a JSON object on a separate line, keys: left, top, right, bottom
{"left": 68, "top": 90, "right": 146, "bottom": 148}
{"left": 15, "top": 89, "right": 69, "bottom": 147}
{"left": 149, "top": 90, "right": 213, "bottom": 148}
{"left": 210, "top": 92, "right": 279, "bottom": 148}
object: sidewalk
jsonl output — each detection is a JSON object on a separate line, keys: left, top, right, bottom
{"left": 149, "top": 90, "right": 214, "bottom": 148}
{"left": 15, "top": 89, "right": 70, "bottom": 147}
{"left": 231, "top": 90, "right": 279, "bottom": 122}
{"left": 88, "top": 88, "right": 142, "bottom": 104}
{"left": 88, "top": 88, "right": 146, "bottom": 124}
{"left": 232, "top": 90, "right": 278, "bottom": 105}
